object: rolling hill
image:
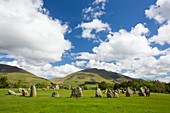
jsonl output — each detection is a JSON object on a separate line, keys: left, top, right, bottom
{"left": 0, "top": 64, "right": 51, "bottom": 85}
{"left": 51, "top": 68, "right": 142, "bottom": 86}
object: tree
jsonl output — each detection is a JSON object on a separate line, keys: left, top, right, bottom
{"left": 16, "top": 80, "right": 24, "bottom": 88}
{"left": 98, "top": 81, "right": 113, "bottom": 90}
{"left": 165, "top": 83, "right": 170, "bottom": 93}
{"left": 113, "top": 83, "right": 120, "bottom": 90}
{"left": 132, "top": 81, "right": 140, "bottom": 90}
{"left": 36, "top": 81, "right": 50, "bottom": 88}
{"left": 155, "top": 81, "right": 166, "bottom": 93}
{"left": 0, "top": 76, "right": 9, "bottom": 88}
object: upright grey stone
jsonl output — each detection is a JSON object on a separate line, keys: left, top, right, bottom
{"left": 122, "top": 90, "right": 125, "bottom": 94}
{"left": 95, "top": 88, "right": 102, "bottom": 97}
{"left": 18, "top": 88, "right": 23, "bottom": 93}
{"left": 8, "top": 90, "right": 16, "bottom": 95}
{"left": 30, "top": 85, "right": 37, "bottom": 97}
{"left": 55, "top": 85, "right": 60, "bottom": 90}
{"left": 126, "top": 87, "right": 133, "bottom": 97}
{"left": 22, "top": 89, "right": 29, "bottom": 96}
{"left": 115, "top": 89, "right": 120, "bottom": 94}
{"left": 46, "top": 86, "right": 50, "bottom": 90}
{"left": 52, "top": 91, "right": 59, "bottom": 97}
{"left": 77, "top": 87, "right": 83, "bottom": 97}
{"left": 139, "top": 87, "right": 145, "bottom": 96}
{"left": 107, "top": 89, "right": 113, "bottom": 98}
{"left": 70, "top": 87, "right": 83, "bottom": 98}
{"left": 70, "top": 88, "right": 77, "bottom": 98}
{"left": 113, "top": 91, "right": 119, "bottom": 98}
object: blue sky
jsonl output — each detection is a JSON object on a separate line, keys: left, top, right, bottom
{"left": 0, "top": 0, "right": 170, "bottom": 82}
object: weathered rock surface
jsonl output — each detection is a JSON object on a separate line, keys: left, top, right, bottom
{"left": 139, "top": 87, "right": 145, "bottom": 96}
{"left": 107, "top": 89, "right": 113, "bottom": 98}
{"left": 22, "top": 89, "right": 29, "bottom": 96}
{"left": 70, "top": 87, "right": 83, "bottom": 98}
{"left": 30, "top": 85, "right": 37, "bottom": 97}
{"left": 126, "top": 87, "right": 133, "bottom": 97}
{"left": 8, "top": 90, "right": 16, "bottom": 95}
{"left": 52, "top": 91, "right": 59, "bottom": 97}
{"left": 54, "top": 85, "right": 60, "bottom": 90}
{"left": 18, "top": 88, "right": 23, "bottom": 93}
{"left": 113, "top": 91, "right": 119, "bottom": 98}
{"left": 95, "top": 88, "right": 102, "bottom": 97}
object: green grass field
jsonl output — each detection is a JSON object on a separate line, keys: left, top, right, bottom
{"left": 0, "top": 89, "right": 170, "bottom": 113}
{"left": 0, "top": 72, "right": 50, "bottom": 85}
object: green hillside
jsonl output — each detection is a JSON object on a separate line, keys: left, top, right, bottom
{"left": 51, "top": 71, "right": 112, "bottom": 86}
{"left": 0, "top": 64, "right": 51, "bottom": 85}
{"left": 51, "top": 68, "right": 142, "bottom": 86}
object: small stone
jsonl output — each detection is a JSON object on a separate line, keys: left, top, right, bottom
{"left": 52, "top": 91, "right": 59, "bottom": 97}
{"left": 8, "top": 89, "right": 16, "bottom": 95}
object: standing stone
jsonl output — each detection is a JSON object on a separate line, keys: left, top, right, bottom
{"left": 70, "top": 87, "right": 83, "bottom": 98}
{"left": 95, "top": 88, "right": 102, "bottom": 97}
{"left": 52, "top": 91, "right": 59, "bottom": 97}
{"left": 30, "top": 85, "right": 37, "bottom": 97}
{"left": 122, "top": 90, "right": 125, "bottom": 94}
{"left": 115, "top": 89, "right": 120, "bottom": 94}
{"left": 8, "top": 90, "right": 16, "bottom": 95}
{"left": 77, "top": 87, "right": 83, "bottom": 97}
{"left": 113, "top": 91, "right": 119, "bottom": 98}
{"left": 46, "top": 86, "right": 50, "bottom": 90}
{"left": 139, "top": 87, "right": 145, "bottom": 96}
{"left": 70, "top": 88, "right": 77, "bottom": 98}
{"left": 22, "top": 89, "right": 29, "bottom": 96}
{"left": 126, "top": 87, "right": 133, "bottom": 97}
{"left": 55, "top": 85, "right": 60, "bottom": 90}
{"left": 107, "top": 89, "right": 113, "bottom": 98}
{"left": 18, "top": 88, "right": 23, "bottom": 93}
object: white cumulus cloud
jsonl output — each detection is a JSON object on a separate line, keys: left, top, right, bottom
{"left": 87, "top": 60, "right": 121, "bottom": 72}
{"left": 72, "top": 60, "right": 87, "bottom": 67}
{"left": 77, "top": 19, "right": 110, "bottom": 39}
{"left": 78, "top": 23, "right": 159, "bottom": 62}
{"left": 0, "top": 0, "right": 71, "bottom": 65}
{"left": 145, "top": 0, "right": 170, "bottom": 23}
{"left": 76, "top": 23, "right": 165, "bottom": 79}
{"left": 149, "top": 22, "right": 170, "bottom": 45}
{"left": 158, "top": 77, "right": 170, "bottom": 83}
{"left": 83, "top": 0, "right": 108, "bottom": 20}
{"left": 146, "top": 0, "right": 170, "bottom": 45}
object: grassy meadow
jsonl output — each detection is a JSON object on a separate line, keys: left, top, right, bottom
{"left": 0, "top": 88, "right": 170, "bottom": 113}
{"left": 0, "top": 72, "right": 50, "bottom": 85}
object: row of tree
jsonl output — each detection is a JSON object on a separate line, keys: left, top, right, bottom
{"left": 98, "top": 80, "right": 170, "bottom": 94}
{"left": 0, "top": 76, "right": 50, "bottom": 88}
{"left": 1, "top": 76, "right": 170, "bottom": 94}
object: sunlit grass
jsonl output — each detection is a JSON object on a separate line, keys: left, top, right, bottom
{"left": 0, "top": 89, "right": 170, "bottom": 113}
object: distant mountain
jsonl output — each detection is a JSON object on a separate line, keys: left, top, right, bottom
{"left": 51, "top": 68, "right": 142, "bottom": 86}
{"left": 0, "top": 64, "right": 51, "bottom": 84}
{"left": 0, "top": 64, "right": 27, "bottom": 73}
